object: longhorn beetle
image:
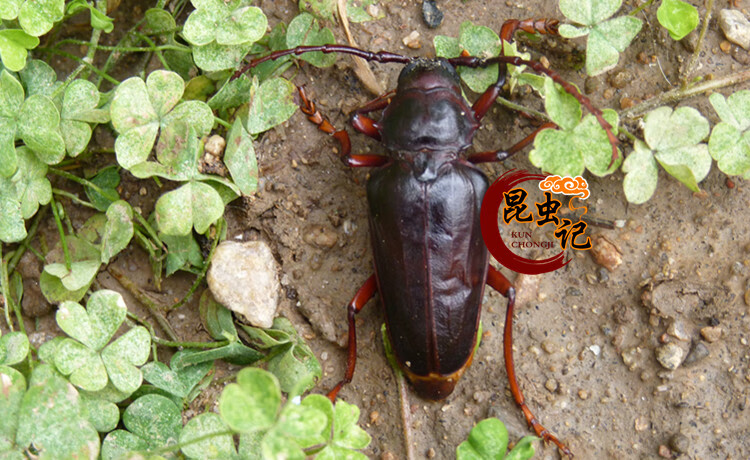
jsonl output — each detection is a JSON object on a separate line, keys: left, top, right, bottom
{"left": 236, "top": 18, "right": 619, "bottom": 457}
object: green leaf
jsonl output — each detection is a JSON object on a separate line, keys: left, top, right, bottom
{"left": 17, "top": 0, "right": 65, "bottom": 37}
{"left": 199, "top": 291, "right": 238, "bottom": 340}
{"left": 101, "top": 200, "right": 134, "bottom": 263}
{"left": 644, "top": 106, "right": 711, "bottom": 191}
{"left": 154, "top": 181, "right": 224, "bottom": 235}
{"left": 347, "top": 0, "right": 384, "bottom": 22}
{"left": 101, "top": 430, "right": 150, "bottom": 460}
{"left": 101, "top": 326, "right": 151, "bottom": 394}
{"left": 0, "top": 70, "right": 23, "bottom": 178}
{"left": 0, "top": 332, "right": 29, "bottom": 365}
{"left": 79, "top": 391, "right": 120, "bottom": 432}
{"left": 0, "top": 29, "right": 39, "bottom": 72}
{"left": 505, "top": 436, "right": 538, "bottom": 460}
{"left": 0, "top": 365, "right": 25, "bottom": 452}
{"left": 192, "top": 41, "right": 253, "bottom": 72}
{"left": 162, "top": 232, "right": 204, "bottom": 276}
{"left": 85, "top": 166, "right": 121, "bottom": 212}
{"left": 332, "top": 400, "right": 371, "bottom": 450}
{"left": 456, "top": 418, "right": 510, "bottom": 460}
{"left": 61, "top": 79, "right": 109, "bottom": 156}
{"left": 0, "top": 1, "right": 22, "bottom": 20}
{"left": 544, "top": 77, "right": 581, "bottom": 130}
{"left": 0, "top": 196, "right": 26, "bottom": 243}
{"left": 17, "top": 94, "right": 66, "bottom": 164}
{"left": 43, "top": 259, "right": 100, "bottom": 291}
{"left": 708, "top": 90, "right": 750, "bottom": 176}
{"left": 56, "top": 290, "right": 127, "bottom": 351}
{"left": 286, "top": 13, "right": 337, "bottom": 67}
{"left": 180, "top": 413, "right": 236, "bottom": 459}
{"left": 622, "top": 140, "right": 658, "bottom": 204}
{"left": 225, "top": 118, "right": 259, "bottom": 195}
{"left": 183, "top": 0, "right": 266, "bottom": 46}
{"left": 18, "top": 59, "right": 60, "bottom": 97}
{"left": 169, "top": 341, "right": 263, "bottom": 368}
{"left": 456, "top": 21, "right": 502, "bottom": 93}
{"left": 16, "top": 364, "right": 100, "bottom": 459}
{"left": 208, "top": 73, "right": 253, "bottom": 110}
{"left": 9, "top": 146, "right": 52, "bottom": 219}
{"left": 559, "top": 0, "right": 642, "bottom": 76}
{"left": 141, "top": 350, "right": 213, "bottom": 399}
{"left": 40, "top": 236, "right": 101, "bottom": 303}
{"left": 219, "top": 367, "right": 281, "bottom": 433}
{"left": 122, "top": 394, "right": 182, "bottom": 448}
{"left": 246, "top": 77, "right": 297, "bottom": 135}
{"left": 65, "top": 0, "right": 114, "bottom": 33}
{"left": 657, "top": 0, "right": 699, "bottom": 40}
{"left": 299, "top": 0, "right": 336, "bottom": 21}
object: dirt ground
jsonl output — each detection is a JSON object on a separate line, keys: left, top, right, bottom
{"left": 31, "top": 0, "right": 750, "bottom": 459}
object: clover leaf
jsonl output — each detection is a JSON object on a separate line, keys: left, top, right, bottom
{"left": 0, "top": 331, "right": 29, "bottom": 366}
{"left": 0, "top": 70, "right": 25, "bottom": 177}
{"left": 299, "top": 0, "right": 336, "bottom": 21}
{"left": 141, "top": 350, "right": 213, "bottom": 400}
{"left": 161, "top": 232, "right": 204, "bottom": 276}
{"left": 286, "top": 13, "right": 336, "bottom": 67}
{"left": 225, "top": 118, "right": 259, "bottom": 195}
{"left": 10, "top": 0, "right": 64, "bottom": 37}
{"left": 0, "top": 147, "right": 51, "bottom": 242}
{"left": 154, "top": 181, "right": 224, "bottom": 236}
{"left": 40, "top": 235, "right": 101, "bottom": 303}
{"left": 220, "top": 367, "right": 281, "bottom": 433}
{"left": 643, "top": 106, "right": 711, "bottom": 191}
{"left": 0, "top": 365, "right": 25, "bottom": 453}
{"left": 66, "top": 0, "right": 114, "bottom": 33}
{"left": 19, "top": 59, "right": 61, "bottom": 97}
{"left": 657, "top": 0, "right": 699, "bottom": 41}
{"left": 180, "top": 413, "right": 236, "bottom": 459}
{"left": 559, "top": 0, "right": 642, "bottom": 76}
{"left": 79, "top": 392, "right": 120, "bottom": 433}
{"left": 457, "top": 418, "right": 537, "bottom": 460}
{"left": 182, "top": 0, "right": 267, "bottom": 71}
{"left": 622, "top": 140, "right": 658, "bottom": 204}
{"left": 708, "top": 90, "right": 750, "bottom": 178}
{"left": 14, "top": 364, "right": 100, "bottom": 459}
{"left": 100, "top": 200, "right": 134, "bottom": 264}
{"left": 61, "top": 79, "right": 110, "bottom": 156}
{"left": 110, "top": 70, "right": 213, "bottom": 169}
{"left": 52, "top": 290, "right": 151, "bottom": 393}
{"left": 103, "top": 394, "right": 182, "bottom": 454}
{"left": 0, "top": 29, "right": 39, "bottom": 72}
{"left": 529, "top": 78, "right": 621, "bottom": 176}
{"left": 246, "top": 77, "right": 298, "bottom": 135}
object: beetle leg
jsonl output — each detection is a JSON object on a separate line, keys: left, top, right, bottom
{"left": 467, "top": 122, "right": 556, "bottom": 164}
{"left": 297, "top": 87, "right": 389, "bottom": 168}
{"left": 327, "top": 274, "right": 378, "bottom": 401}
{"left": 486, "top": 265, "right": 573, "bottom": 458}
{"left": 350, "top": 90, "right": 396, "bottom": 141}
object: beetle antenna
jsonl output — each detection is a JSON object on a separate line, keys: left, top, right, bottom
{"left": 233, "top": 45, "right": 412, "bottom": 81}
{"left": 449, "top": 55, "right": 620, "bottom": 167}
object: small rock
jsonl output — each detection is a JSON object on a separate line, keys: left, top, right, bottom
{"left": 658, "top": 444, "right": 673, "bottom": 458}
{"left": 622, "top": 347, "right": 639, "bottom": 369}
{"left": 204, "top": 134, "right": 226, "bottom": 157}
{"left": 207, "top": 240, "right": 280, "bottom": 328}
{"left": 541, "top": 339, "right": 558, "bottom": 354}
{"left": 427, "top": 448, "right": 436, "bottom": 458}
{"left": 422, "top": 0, "right": 443, "bottom": 29}
{"left": 597, "top": 267, "right": 610, "bottom": 282}
{"left": 612, "top": 302, "right": 633, "bottom": 325}
{"left": 577, "top": 389, "right": 589, "bottom": 400}
{"left": 608, "top": 69, "right": 631, "bottom": 89}
{"left": 403, "top": 30, "right": 421, "bottom": 49}
{"left": 720, "top": 40, "right": 732, "bottom": 53}
{"left": 590, "top": 234, "right": 622, "bottom": 272}
{"left": 700, "top": 325, "right": 722, "bottom": 343}
{"left": 303, "top": 224, "right": 338, "bottom": 249}
{"left": 683, "top": 341, "right": 710, "bottom": 366}
{"left": 667, "top": 320, "right": 690, "bottom": 341}
{"left": 369, "top": 410, "right": 380, "bottom": 425}
{"left": 719, "top": 9, "right": 750, "bottom": 50}
{"left": 669, "top": 433, "right": 690, "bottom": 454}
{"left": 620, "top": 96, "right": 636, "bottom": 110}
{"left": 634, "top": 417, "right": 649, "bottom": 431}
{"left": 545, "top": 378, "right": 559, "bottom": 392}
{"left": 655, "top": 343, "right": 685, "bottom": 370}
{"left": 680, "top": 30, "right": 700, "bottom": 53}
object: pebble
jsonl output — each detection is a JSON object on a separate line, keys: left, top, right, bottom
{"left": 720, "top": 40, "right": 732, "bottom": 53}
{"left": 655, "top": 343, "right": 685, "bottom": 370}
{"left": 667, "top": 320, "right": 690, "bottom": 342}
{"left": 545, "top": 378, "right": 559, "bottom": 392}
{"left": 403, "top": 30, "right": 421, "bottom": 49}
{"left": 669, "top": 433, "right": 690, "bottom": 454}
{"left": 700, "top": 325, "right": 722, "bottom": 343}
{"left": 622, "top": 347, "right": 638, "bottom": 369}
{"left": 422, "top": 0, "right": 443, "bottom": 29}
{"left": 597, "top": 267, "right": 610, "bottom": 282}
{"left": 369, "top": 410, "right": 380, "bottom": 425}
{"left": 683, "top": 341, "right": 710, "bottom": 366}
{"left": 427, "top": 448, "right": 436, "bottom": 458}
{"left": 719, "top": 9, "right": 750, "bottom": 50}
{"left": 620, "top": 96, "right": 636, "bottom": 109}
{"left": 204, "top": 134, "right": 226, "bottom": 157}
{"left": 303, "top": 224, "right": 338, "bottom": 249}
{"left": 541, "top": 339, "right": 558, "bottom": 354}
{"left": 658, "top": 445, "right": 673, "bottom": 458}
{"left": 608, "top": 69, "right": 632, "bottom": 89}
{"left": 634, "top": 417, "right": 649, "bottom": 431}
{"left": 577, "top": 389, "right": 589, "bottom": 400}
{"left": 590, "top": 234, "right": 623, "bottom": 272}
{"left": 207, "top": 240, "right": 280, "bottom": 328}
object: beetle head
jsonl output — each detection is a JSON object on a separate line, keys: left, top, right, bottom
{"left": 378, "top": 58, "right": 478, "bottom": 153}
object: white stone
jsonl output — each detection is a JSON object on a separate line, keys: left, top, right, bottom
{"left": 719, "top": 9, "right": 750, "bottom": 50}
{"left": 207, "top": 240, "right": 279, "bottom": 328}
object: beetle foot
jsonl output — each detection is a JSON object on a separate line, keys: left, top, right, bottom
{"left": 531, "top": 423, "right": 573, "bottom": 458}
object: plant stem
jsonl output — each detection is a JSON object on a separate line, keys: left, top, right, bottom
{"left": 214, "top": 117, "right": 232, "bottom": 130}
{"left": 132, "top": 211, "right": 165, "bottom": 250}
{"left": 495, "top": 96, "right": 549, "bottom": 122}
{"left": 52, "top": 39, "right": 189, "bottom": 53}
{"left": 148, "top": 429, "right": 235, "bottom": 455}
{"left": 629, "top": 0, "right": 655, "bottom": 17}
{"left": 49, "top": 196, "right": 72, "bottom": 271}
{"left": 108, "top": 266, "right": 180, "bottom": 342}
{"left": 396, "top": 370, "right": 416, "bottom": 460}
{"left": 621, "top": 69, "right": 750, "bottom": 120}
{"left": 1, "top": 246, "right": 13, "bottom": 331}
{"left": 681, "top": 0, "right": 714, "bottom": 83}
{"left": 153, "top": 336, "right": 231, "bottom": 349}
{"left": 7, "top": 206, "right": 48, "bottom": 274}
{"left": 41, "top": 48, "right": 120, "bottom": 85}
{"left": 49, "top": 167, "right": 105, "bottom": 193}
{"left": 52, "top": 189, "right": 98, "bottom": 210}
{"left": 167, "top": 218, "right": 225, "bottom": 311}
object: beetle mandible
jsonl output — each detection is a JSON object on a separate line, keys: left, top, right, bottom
{"left": 237, "top": 18, "right": 619, "bottom": 457}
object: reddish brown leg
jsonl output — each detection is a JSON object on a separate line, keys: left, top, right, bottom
{"left": 467, "top": 122, "right": 556, "bottom": 164}
{"left": 472, "top": 18, "right": 560, "bottom": 123}
{"left": 327, "top": 275, "right": 378, "bottom": 401}
{"left": 350, "top": 90, "right": 396, "bottom": 141}
{"left": 486, "top": 265, "right": 573, "bottom": 457}
{"left": 297, "top": 87, "right": 389, "bottom": 168}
